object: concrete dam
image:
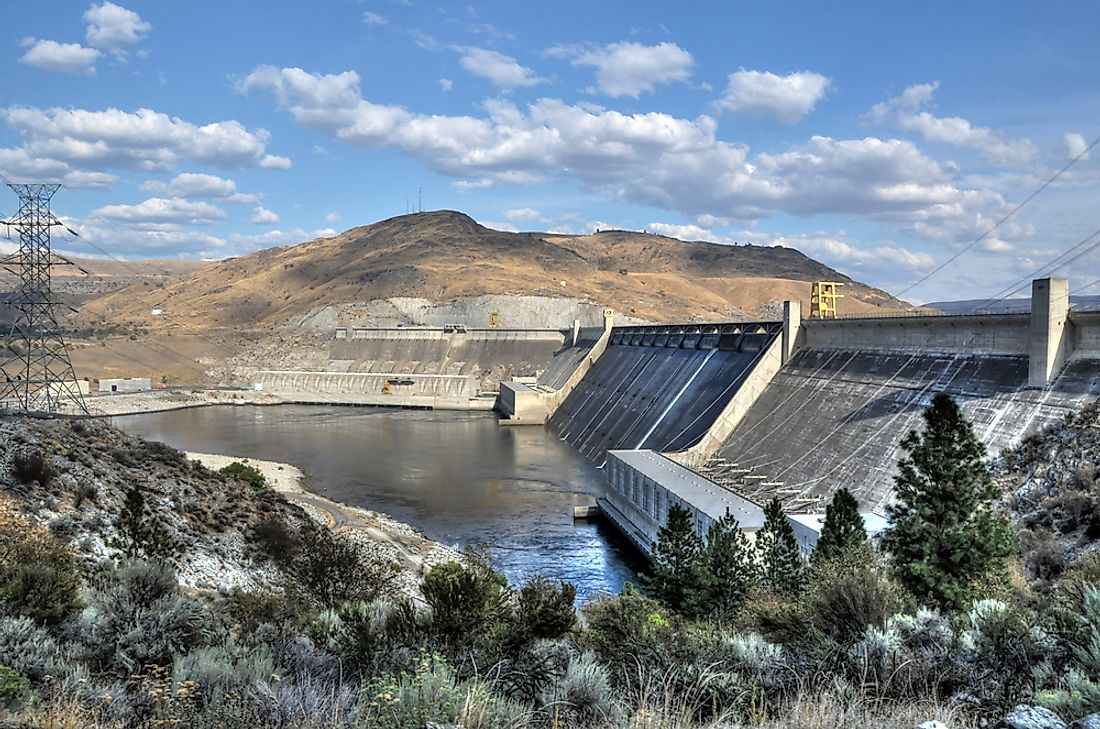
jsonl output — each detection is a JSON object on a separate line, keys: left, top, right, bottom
{"left": 258, "top": 278, "right": 1099, "bottom": 560}
{"left": 257, "top": 325, "right": 580, "bottom": 409}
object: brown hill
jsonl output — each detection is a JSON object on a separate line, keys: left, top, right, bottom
{"left": 82, "top": 210, "right": 913, "bottom": 332}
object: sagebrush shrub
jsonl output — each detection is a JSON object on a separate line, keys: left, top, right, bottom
{"left": 0, "top": 616, "right": 59, "bottom": 681}
{"left": 76, "top": 560, "right": 213, "bottom": 675}
{"left": 540, "top": 650, "right": 618, "bottom": 727}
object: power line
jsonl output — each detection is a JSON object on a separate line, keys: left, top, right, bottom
{"left": 895, "top": 134, "right": 1100, "bottom": 299}
{"left": 963, "top": 226, "right": 1100, "bottom": 312}
{"left": 1071, "top": 277, "right": 1100, "bottom": 296}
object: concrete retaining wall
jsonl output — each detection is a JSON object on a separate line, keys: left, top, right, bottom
{"left": 804, "top": 314, "right": 1031, "bottom": 354}
{"left": 330, "top": 328, "right": 566, "bottom": 388}
{"left": 256, "top": 370, "right": 487, "bottom": 409}
{"left": 1074, "top": 311, "right": 1100, "bottom": 352}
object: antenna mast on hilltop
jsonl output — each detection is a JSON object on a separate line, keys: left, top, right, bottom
{"left": 0, "top": 183, "right": 88, "bottom": 415}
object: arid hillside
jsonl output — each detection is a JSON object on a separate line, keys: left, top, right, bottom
{"left": 82, "top": 210, "right": 914, "bottom": 333}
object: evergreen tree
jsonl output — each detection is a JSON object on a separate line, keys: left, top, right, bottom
{"left": 108, "top": 486, "right": 179, "bottom": 564}
{"left": 881, "top": 393, "right": 1014, "bottom": 612}
{"left": 699, "top": 510, "right": 759, "bottom": 620}
{"left": 756, "top": 498, "right": 803, "bottom": 596}
{"left": 643, "top": 503, "right": 705, "bottom": 615}
{"left": 812, "top": 488, "right": 867, "bottom": 565}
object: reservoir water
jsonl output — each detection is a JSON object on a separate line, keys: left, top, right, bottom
{"left": 114, "top": 405, "right": 643, "bottom": 601}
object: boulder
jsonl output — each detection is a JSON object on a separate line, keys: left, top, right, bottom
{"left": 915, "top": 722, "right": 949, "bottom": 729}
{"left": 1072, "top": 713, "right": 1100, "bottom": 729}
{"left": 1000, "top": 705, "right": 1069, "bottom": 729}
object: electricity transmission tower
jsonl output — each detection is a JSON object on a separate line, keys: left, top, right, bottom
{"left": 0, "top": 183, "right": 88, "bottom": 415}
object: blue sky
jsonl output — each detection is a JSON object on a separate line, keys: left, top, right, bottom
{"left": 1, "top": 1, "right": 1097, "bottom": 304}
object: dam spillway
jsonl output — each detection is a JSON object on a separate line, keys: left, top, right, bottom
{"left": 547, "top": 323, "right": 782, "bottom": 464}
{"left": 702, "top": 348, "right": 1100, "bottom": 513}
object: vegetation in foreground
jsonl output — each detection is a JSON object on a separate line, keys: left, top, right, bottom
{"left": 0, "top": 395, "right": 1097, "bottom": 728}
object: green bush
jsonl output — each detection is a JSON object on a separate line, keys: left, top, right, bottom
{"left": 219, "top": 461, "right": 270, "bottom": 492}
{"left": 510, "top": 576, "right": 576, "bottom": 647}
{"left": 802, "top": 553, "right": 906, "bottom": 649}
{"left": 250, "top": 515, "right": 298, "bottom": 565}
{"left": 422, "top": 557, "right": 508, "bottom": 651}
{"left": 0, "top": 663, "right": 29, "bottom": 709}
{"left": 576, "top": 585, "right": 686, "bottom": 680}
{"left": 0, "top": 505, "right": 83, "bottom": 627}
{"left": 292, "top": 522, "right": 397, "bottom": 608}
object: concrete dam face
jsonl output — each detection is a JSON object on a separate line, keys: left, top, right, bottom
{"left": 706, "top": 348, "right": 1100, "bottom": 513}
{"left": 547, "top": 324, "right": 782, "bottom": 464}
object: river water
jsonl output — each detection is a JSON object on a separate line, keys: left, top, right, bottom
{"left": 114, "top": 405, "right": 643, "bottom": 601}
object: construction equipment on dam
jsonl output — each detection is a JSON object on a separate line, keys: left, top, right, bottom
{"left": 255, "top": 277, "right": 1099, "bottom": 559}
{"left": 809, "top": 281, "right": 844, "bottom": 318}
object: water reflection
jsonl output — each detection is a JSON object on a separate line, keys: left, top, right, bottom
{"left": 114, "top": 405, "right": 643, "bottom": 601}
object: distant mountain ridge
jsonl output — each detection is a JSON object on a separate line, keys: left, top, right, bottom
{"left": 82, "top": 210, "right": 916, "bottom": 331}
{"left": 926, "top": 294, "right": 1100, "bottom": 314}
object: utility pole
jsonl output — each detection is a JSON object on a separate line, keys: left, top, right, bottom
{"left": 0, "top": 184, "right": 88, "bottom": 415}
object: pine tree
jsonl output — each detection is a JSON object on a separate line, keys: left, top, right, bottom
{"left": 812, "top": 488, "right": 867, "bottom": 565}
{"left": 108, "top": 486, "right": 179, "bottom": 563}
{"left": 756, "top": 497, "right": 803, "bottom": 596}
{"left": 881, "top": 393, "right": 1014, "bottom": 612}
{"left": 699, "top": 510, "right": 759, "bottom": 620}
{"left": 643, "top": 503, "right": 705, "bottom": 615}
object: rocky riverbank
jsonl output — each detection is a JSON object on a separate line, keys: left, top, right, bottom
{"left": 186, "top": 450, "right": 463, "bottom": 598}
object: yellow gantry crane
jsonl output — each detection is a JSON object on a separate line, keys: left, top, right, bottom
{"left": 488, "top": 311, "right": 500, "bottom": 328}
{"left": 809, "top": 282, "right": 844, "bottom": 318}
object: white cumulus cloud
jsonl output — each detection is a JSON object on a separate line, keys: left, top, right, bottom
{"left": 241, "top": 64, "right": 1017, "bottom": 249}
{"left": 259, "top": 154, "right": 292, "bottom": 169}
{"left": 92, "top": 197, "right": 227, "bottom": 225}
{"left": 1062, "top": 132, "right": 1090, "bottom": 160}
{"left": 19, "top": 38, "right": 101, "bottom": 76}
{"left": 864, "top": 82, "right": 1035, "bottom": 165}
{"left": 503, "top": 207, "right": 544, "bottom": 221}
{"left": 251, "top": 206, "right": 279, "bottom": 225}
{"left": 457, "top": 47, "right": 546, "bottom": 91}
{"left": 362, "top": 11, "right": 388, "bottom": 26}
{"left": 717, "top": 69, "right": 831, "bottom": 123}
{"left": 0, "top": 106, "right": 277, "bottom": 172}
{"left": 570, "top": 41, "right": 693, "bottom": 98}
{"left": 140, "top": 172, "right": 258, "bottom": 203}
{"left": 83, "top": 2, "right": 151, "bottom": 56}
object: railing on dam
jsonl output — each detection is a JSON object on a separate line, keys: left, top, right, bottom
{"left": 609, "top": 321, "right": 782, "bottom": 351}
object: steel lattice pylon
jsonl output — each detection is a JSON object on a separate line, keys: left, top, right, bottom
{"left": 0, "top": 183, "right": 88, "bottom": 415}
